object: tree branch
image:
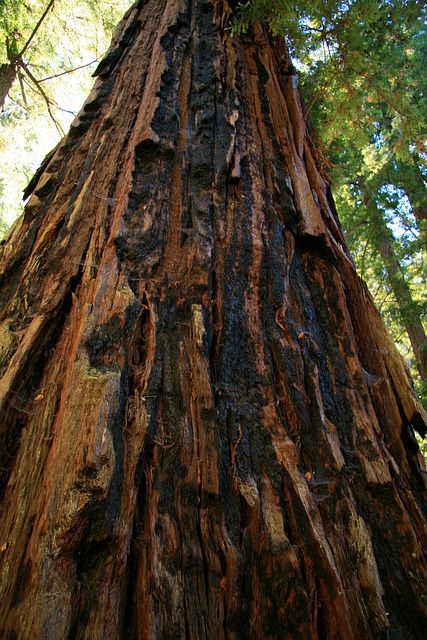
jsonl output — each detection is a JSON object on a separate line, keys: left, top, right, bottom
{"left": 17, "top": 69, "right": 28, "bottom": 107}
{"left": 38, "top": 59, "right": 99, "bottom": 83}
{"left": 18, "top": 0, "right": 56, "bottom": 60}
{"left": 18, "top": 60, "right": 64, "bottom": 135}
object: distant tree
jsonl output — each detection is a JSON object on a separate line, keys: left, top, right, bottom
{"left": 0, "top": 0, "right": 132, "bottom": 228}
{"left": 0, "top": 0, "right": 56, "bottom": 112}
{"left": 364, "top": 183, "right": 427, "bottom": 379}
{"left": 0, "top": 0, "right": 132, "bottom": 109}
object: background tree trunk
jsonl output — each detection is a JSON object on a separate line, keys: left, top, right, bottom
{"left": 398, "top": 156, "right": 427, "bottom": 224}
{"left": 0, "top": 1, "right": 426, "bottom": 638}
{"left": 362, "top": 189, "right": 427, "bottom": 380}
{"left": 0, "top": 62, "right": 16, "bottom": 109}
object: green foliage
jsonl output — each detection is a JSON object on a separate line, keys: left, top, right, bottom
{"left": 0, "top": 0, "right": 132, "bottom": 234}
{"left": 232, "top": 1, "right": 426, "bottom": 152}
{"left": 226, "top": 1, "right": 252, "bottom": 35}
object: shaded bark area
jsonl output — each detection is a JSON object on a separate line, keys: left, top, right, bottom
{"left": 0, "top": 1, "right": 426, "bottom": 638}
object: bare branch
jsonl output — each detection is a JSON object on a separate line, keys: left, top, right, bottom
{"left": 18, "top": 0, "right": 56, "bottom": 60}
{"left": 18, "top": 60, "right": 64, "bottom": 136}
{"left": 38, "top": 59, "right": 99, "bottom": 83}
{"left": 17, "top": 69, "right": 28, "bottom": 107}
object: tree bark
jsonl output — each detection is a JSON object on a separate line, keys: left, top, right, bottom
{"left": 0, "top": 1, "right": 426, "bottom": 639}
{"left": 0, "top": 62, "right": 16, "bottom": 109}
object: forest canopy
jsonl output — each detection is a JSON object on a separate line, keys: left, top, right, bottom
{"left": 1, "top": 0, "right": 426, "bottom": 416}
{"left": 0, "top": 0, "right": 132, "bottom": 228}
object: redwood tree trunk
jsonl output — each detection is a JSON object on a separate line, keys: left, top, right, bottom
{"left": 0, "top": 1, "right": 426, "bottom": 639}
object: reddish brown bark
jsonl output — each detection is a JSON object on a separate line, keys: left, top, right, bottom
{"left": 0, "top": 1, "right": 426, "bottom": 638}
